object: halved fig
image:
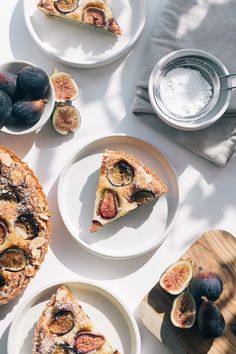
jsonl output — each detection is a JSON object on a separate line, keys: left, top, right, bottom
{"left": 170, "top": 290, "right": 196, "bottom": 329}
{"left": 0, "top": 190, "right": 20, "bottom": 203}
{"left": 15, "top": 213, "right": 39, "bottom": 239}
{"left": 107, "top": 160, "right": 134, "bottom": 187}
{"left": 54, "top": 0, "right": 78, "bottom": 13}
{"left": 131, "top": 190, "right": 156, "bottom": 205}
{"left": 0, "top": 248, "right": 27, "bottom": 272}
{"left": 74, "top": 332, "right": 105, "bottom": 353}
{"left": 49, "top": 310, "right": 74, "bottom": 335}
{"left": 52, "top": 104, "right": 81, "bottom": 135}
{"left": 160, "top": 258, "right": 193, "bottom": 295}
{"left": 99, "top": 189, "right": 119, "bottom": 219}
{"left": 50, "top": 69, "right": 79, "bottom": 103}
{"left": 0, "top": 220, "right": 8, "bottom": 245}
{"left": 82, "top": 7, "right": 107, "bottom": 28}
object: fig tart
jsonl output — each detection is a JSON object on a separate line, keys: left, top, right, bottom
{"left": 0, "top": 146, "right": 51, "bottom": 305}
{"left": 33, "top": 286, "right": 119, "bottom": 354}
{"left": 90, "top": 149, "right": 168, "bottom": 233}
{"left": 38, "top": 0, "right": 122, "bottom": 35}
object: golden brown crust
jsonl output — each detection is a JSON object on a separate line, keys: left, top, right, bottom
{"left": 37, "top": 0, "right": 122, "bottom": 35}
{"left": 91, "top": 149, "right": 168, "bottom": 232}
{"left": 0, "top": 146, "right": 51, "bottom": 305}
{"left": 33, "top": 286, "right": 119, "bottom": 354}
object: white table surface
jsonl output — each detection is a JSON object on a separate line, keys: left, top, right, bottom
{"left": 0, "top": 1, "right": 236, "bottom": 353}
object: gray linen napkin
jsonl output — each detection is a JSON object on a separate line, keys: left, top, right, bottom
{"left": 133, "top": 0, "right": 236, "bottom": 166}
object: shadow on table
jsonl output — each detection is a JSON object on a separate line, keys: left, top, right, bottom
{"left": 0, "top": 324, "right": 11, "bottom": 354}
{"left": 9, "top": 0, "right": 56, "bottom": 70}
{"left": 48, "top": 176, "right": 157, "bottom": 280}
{"left": 0, "top": 132, "right": 35, "bottom": 158}
{"left": 0, "top": 291, "right": 23, "bottom": 321}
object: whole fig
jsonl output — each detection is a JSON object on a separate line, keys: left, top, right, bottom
{"left": 17, "top": 66, "right": 49, "bottom": 99}
{"left": 12, "top": 99, "right": 46, "bottom": 125}
{"left": 0, "top": 71, "right": 17, "bottom": 99}
{"left": 0, "top": 90, "right": 12, "bottom": 127}
{"left": 197, "top": 299, "right": 225, "bottom": 338}
{"left": 190, "top": 268, "right": 223, "bottom": 302}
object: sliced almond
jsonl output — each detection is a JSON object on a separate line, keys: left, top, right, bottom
{"left": 39, "top": 213, "right": 49, "bottom": 221}
{"left": 31, "top": 248, "right": 41, "bottom": 259}
{"left": 29, "top": 236, "right": 46, "bottom": 250}
{"left": 25, "top": 265, "right": 35, "bottom": 277}
{"left": 0, "top": 153, "right": 13, "bottom": 167}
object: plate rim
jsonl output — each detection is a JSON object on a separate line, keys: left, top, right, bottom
{"left": 7, "top": 279, "right": 141, "bottom": 354}
{"left": 57, "top": 133, "right": 179, "bottom": 259}
{"left": 23, "top": 0, "right": 147, "bottom": 68}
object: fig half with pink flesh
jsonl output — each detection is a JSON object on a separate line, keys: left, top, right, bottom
{"left": 170, "top": 290, "right": 196, "bottom": 329}
{"left": 160, "top": 258, "right": 193, "bottom": 295}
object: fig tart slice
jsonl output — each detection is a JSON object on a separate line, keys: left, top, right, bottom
{"left": 33, "top": 286, "right": 119, "bottom": 354}
{"left": 0, "top": 146, "right": 51, "bottom": 305}
{"left": 90, "top": 150, "right": 168, "bottom": 233}
{"left": 38, "top": 0, "right": 122, "bottom": 35}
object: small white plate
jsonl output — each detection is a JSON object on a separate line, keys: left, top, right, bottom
{"left": 149, "top": 49, "right": 231, "bottom": 131}
{"left": 8, "top": 280, "right": 141, "bottom": 354}
{"left": 0, "top": 60, "right": 55, "bottom": 135}
{"left": 23, "top": 0, "right": 146, "bottom": 68}
{"left": 58, "top": 135, "right": 179, "bottom": 259}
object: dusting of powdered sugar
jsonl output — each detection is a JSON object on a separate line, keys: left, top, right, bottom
{"left": 159, "top": 67, "right": 212, "bottom": 117}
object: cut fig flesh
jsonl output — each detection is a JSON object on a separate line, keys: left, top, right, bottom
{"left": 49, "top": 310, "right": 74, "bottom": 335}
{"left": 0, "top": 220, "right": 8, "bottom": 245}
{"left": 15, "top": 213, "right": 39, "bottom": 239}
{"left": 0, "top": 248, "right": 27, "bottom": 272}
{"left": 99, "top": 190, "right": 119, "bottom": 219}
{"left": 75, "top": 332, "right": 105, "bottom": 353}
{"left": 54, "top": 0, "right": 78, "bottom": 13}
{"left": 52, "top": 104, "right": 81, "bottom": 135}
{"left": 82, "top": 7, "right": 107, "bottom": 28}
{"left": 170, "top": 291, "right": 196, "bottom": 329}
{"left": 0, "top": 190, "right": 20, "bottom": 203}
{"left": 50, "top": 69, "right": 79, "bottom": 103}
{"left": 107, "top": 160, "right": 134, "bottom": 187}
{"left": 160, "top": 258, "right": 193, "bottom": 295}
{"left": 131, "top": 190, "right": 155, "bottom": 205}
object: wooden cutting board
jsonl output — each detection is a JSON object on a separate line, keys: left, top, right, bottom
{"left": 139, "top": 230, "right": 236, "bottom": 354}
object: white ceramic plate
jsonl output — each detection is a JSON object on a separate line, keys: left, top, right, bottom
{"left": 23, "top": 0, "right": 146, "bottom": 68}
{"left": 58, "top": 135, "right": 179, "bottom": 259}
{"left": 8, "top": 280, "right": 141, "bottom": 354}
